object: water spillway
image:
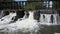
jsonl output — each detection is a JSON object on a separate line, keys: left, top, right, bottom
{"left": 0, "top": 10, "right": 59, "bottom": 34}
{"left": 0, "top": 11, "right": 40, "bottom": 34}
{"left": 40, "top": 14, "right": 58, "bottom": 25}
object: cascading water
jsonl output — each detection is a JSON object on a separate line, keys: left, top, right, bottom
{"left": 53, "top": 14, "right": 57, "bottom": 24}
{"left": 0, "top": 10, "right": 58, "bottom": 34}
{"left": 40, "top": 14, "right": 51, "bottom": 23}
{"left": 40, "top": 14, "right": 44, "bottom": 23}
{"left": 0, "top": 11, "right": 39, "bottom": 34}
{"left": 40, "top": 14, "right": 58, "bottom": 25}
{"left": 0, "top": 12, "right": 16, "bottom": 25}
{"left": 45, "top": 14, "right": 51, "bottom": 23}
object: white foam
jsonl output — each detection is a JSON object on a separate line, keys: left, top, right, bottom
{"left": 0, "top": 11, "right": 39, "bottom": 33}
{"left": 55, "top": 33, "right": 60, "bottom": 34}
{"left": 0, "top": 13, "right": 16, "bottom": 25}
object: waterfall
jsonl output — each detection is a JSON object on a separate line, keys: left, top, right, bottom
{"left": 23, "top": 11, "right": 29, "bottom": 19}
{"left": 45, "top": 14, "right": 51, "bottom": 23}
{"left": 53, "top": 14, "right": 57, "bottom": 24}
{"left": 28, "top": 11, "right": 34, "bottom": 20}
{"left": 40, "top": 14, "right": 44, "bottom": 23}
{"left": 40, "top": 14, "right": 51, "bottom": 23}
{"left": 50, "top": 14, "right": 57, "bottom": 24}
{"left": 40, "top": 14, "right": 58, "bottom": 25}
{"left": 0, "top": 10, "right": 58, "bottom": 34}
{"left": 0, "top": 12, "right": 16, "bottom": 25}
{"left": 0, "top": 11, "right": 39, "bottom": 34}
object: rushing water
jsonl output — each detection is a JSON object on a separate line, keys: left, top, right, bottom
{"left": 0, "top": 10, "right": 59, "bottom": 34}
{"left": 0, "top": 12, "right": 16, "bottom": 25}
{"left": 40, "top": 14, "right": 58, "bottom": 25}
{"left": 0, "top": 11, "right": 40, "bottom": 34}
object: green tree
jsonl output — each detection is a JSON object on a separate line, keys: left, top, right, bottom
{"left": 25, "top": 0, "right": 44, "bottom": 10}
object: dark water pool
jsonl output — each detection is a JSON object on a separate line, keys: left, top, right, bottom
{"left": 0, "top": 25, "right": 60, "bottom": 34}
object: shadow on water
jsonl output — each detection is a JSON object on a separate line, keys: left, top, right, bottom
{"left": 40, "top": 25, "right": 60, "bottom": 34}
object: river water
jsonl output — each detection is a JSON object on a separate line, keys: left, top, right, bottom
{"left": 0, "top": 10, "right": 59, "bottom": 34}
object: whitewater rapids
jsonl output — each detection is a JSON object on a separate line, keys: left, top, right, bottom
{"left": 0, "top": 11, "right": 39, "bottom": 34}
{"left": 0, "top": 12, "right": 16, "bottom": 25}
